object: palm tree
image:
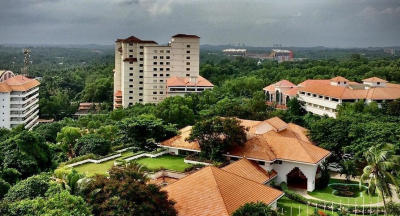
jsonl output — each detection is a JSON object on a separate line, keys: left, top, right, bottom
{"left": 360, "top": 143, "right": 400, "bottom": 216}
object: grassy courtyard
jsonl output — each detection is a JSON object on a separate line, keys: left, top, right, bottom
{"left": 134, "top": 155, "right": 191, "bottom": 172}
{"left": 72, "top": 152, "right": 190, "bottom": 175}
{"left": 308, "top": 179, "right": 380, "bottom": 205}
{"left": 73, "top": 150, "right": 135, "bottom": 176}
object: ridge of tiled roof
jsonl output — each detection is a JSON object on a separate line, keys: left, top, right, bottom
{"left": 166, "top": 76, "right": 214, "bottom": 87}
{"left": 297, "top": 79, "right": 331, "bottom": 87}
{"left": 160, "top": 126, "right": 201, "bottom": 151}
{"left": 275, "top": 80, "right": 296, "bottom": 87}
{"left": 263, "top": 84, "right": 275, "bottom": 91}
{"left": 362, "top": 77, "right": 388, "bottom": 83}
{"left": 265, "top": 117, "right": 288, "bottom": 131}
{"left": 330, "top": 76, "right": 349, "bottom": 82}
{"left": 163, "top": 166, "right": 284, "bottom": 216}
{"left": 222, "top": 158, "right": 277, "bottom": 184}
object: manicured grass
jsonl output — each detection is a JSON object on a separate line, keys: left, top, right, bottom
{"left": 278, "top": 196, "right": 381, "bottom": 216}
{"left": 134, "top": 155, "right": 191, "bottom": 172}
{"left": 73, "top": 150, "right": 135, "bottom": 176}
{"left": 308, "top": 179, "right": 380, "bottom": 205}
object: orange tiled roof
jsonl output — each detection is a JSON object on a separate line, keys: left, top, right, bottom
{"left": 297, "top": 79, "right": 331, "bottom": 87}
{"left": 0, "top": 83, "right": 12, "bottom": 92}
{"left": 3, "top": 75, "right": 40, "bottom": 91}
{"left": 222, "top": 158, "right": 277, "bottom": 184}
{"left": 160, "top": 126, "right": 200, "bottom": 151}
{"left": 330, "top": 76, "right": 349, "bottom": 82}
{"left": 114, "top": 90, "right": 122, "bottom": 97}
{"left": 265, "top": 117, "right": 288, "bottom": 131}
{"left": 275, "top": 80, "right": 296, "bottom": 87}
{"left": 282, "top": 87, "right": 298, "bottom": 96}
{"left": 366, "top": 87, "right": 400, "bottom": 100}
{"left": 116, "top": 36, "right": 157, "bottom": 44}
{"left": 263, "top": 84, "right": 275, "bottom": 92}
{"left": 166, "top": 76, "right": 214, "bottom": 87}
{"left": 163, "top": 166, "right": 284, "bottom": 216}
{"left": 228, "top": 135, "right": 277, "bottom": 161}
{"left": 362, "top": 77, "right": 388, "bottom": 83}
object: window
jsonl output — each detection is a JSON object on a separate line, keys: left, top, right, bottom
{"left": 129, "top": 61, "right": 133, "bottom": 64}
{"left": 160, "top": 56, "right": 164, "bottom": 59}
{"left": 186, "top": 56, "right": 190, "bottom": 59}
{"left": 140, "top": 46, "right": 144, "bottom": 49}
{"left": 186, "top": 68, "right": 190, "bottom": 71}
{"left": 129, "top": 55, "right": 133, "bottom": 57}
{"left": 257, "top": 161, "right": 265, "bottom": 166}
{"left": 139, "top": 87, "right": 143, "bottom": 90}
{"left": 160, "top": 50, "right": 164, "bottom": 53}
{"left": 377, "top": 82, "right": 381, "bottom": 85}
{"left": 160, "top": 74, "right": 164, "bottom": 77}
{"left": 153, "top": 62, "right": 157, "bottom": 65}
{"left": 129, "top": 102, "right": 133, "bottom": 105}
{"left": 139, "top": 58, "right": 143, "bottom": 61}
{"left": 166, "top": 62, "right": 170, "bottom": 65}
{"left": 159, "top": 91, "right": 163, "bottom": 94}
{"left": 186, "top": 62, "right": 190, "bottom": 65}
{"left": 129, "top": 96, "right": 133, "bottom": 99}
{"left": 129, "top": 73, "right": 133, "bottom": 76}
{"left": 166, "top": 68, "right": 170, "bottom": 71}
{"left": 129, "top": 49, "right": 133, "bottom": 52}
{"left": 139, "top": 64, "right": 143, "bottom": 67}
{"left": 338, "top": 81, "right": 341, "bottom": 84}
{"left": 153, "top": 68, "right": 157, "bottom": 71}
{"left": 153, "top": 97, "right": 157, "bottom": 100}
{"left": 160, "top": 80, "right": 163, "bottom": 82}
{"left": 153, "top": 74, "right": 157, "bottom": 77}
{"left": 129, "top": 91, "right": 133, "bottom": 93}
{"left": 139, "top": 52, "right": 143, "bottom": 55}
{"left": 129, "top": 67, "right": 133, "bottom": 70}
{"left": 139, "top": 76, "right": 143, "bottom": 78}
{"left": 153, "top": 92, "right": 157, "bottom": 94}
{"left": 139, "top": 81, "right": 143, "bottom": 84}
{"left": 186, "top": 50, "right": 190, "bottom": 54}
{"left": 166, "top": 50, "right": 170, "bottom": 53}
{"left": 153, "top": 56, "right": 157, "bottom": 59}
{"left": 166, "top": 74, "right": 170, "bottom": 77}
{"left": 160, "top": 62, "right": 164, "bottom": 65}
{"left": 139, "top": 99, "right": 143, "bottom": 102}
{"left": 166, "top": 56, "right": 170, "bottom": 59}
{"left": 129, "top": 79, "right": 133, "bottom": 82}
{"left": 129, "top": 43, "right": 133, "bottom": 46}
{"left": 160, "top": 68, "right": 164, "bottom": 71}
{"left": 139, "top": 93, "right": 143, "bottom": 96}
{"left": 187, "top": 45, "right": 190, "bottom": 48}
{"left": 139, "top": 70, "right": 143, "bottom": 73}
{"left": 129, "top": 85, "right": 133, "bottom": 87}
{"left": 186, "top": 74, "right": 190, "bottom": 76}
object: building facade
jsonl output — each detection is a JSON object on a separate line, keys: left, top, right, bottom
{"left": 0, "top": 74, "right": 40, "bottom": 130}
{"left": 166, "top": 75, "right": 213, "bottom": 97}
{"left": 114, "top": 34, "right": 201, "bottom": 108}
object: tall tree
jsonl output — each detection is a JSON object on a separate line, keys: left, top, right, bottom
{"left": 56, "top": 127, "right": 82, "bottom": 158}
{"left": 187, "top": 117, "right": 248, "bottom": 160}
{"left": 339, "top": 160, "right": 357, "bottom": 181}
{"left": 116, "top": 114, "right": 177, "bottom": 151}
{"left": 360, "top": 144, "right": 400, "bottom": 216}
{"left": 82, "top": 164, "right": 177, "bottom": 216}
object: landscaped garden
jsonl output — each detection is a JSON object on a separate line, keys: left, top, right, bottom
{"left": 308, "top": 179, "right": 380, "bottom": 205}
{"left": 134, "top": 155, "right": 192, "bottom": 172}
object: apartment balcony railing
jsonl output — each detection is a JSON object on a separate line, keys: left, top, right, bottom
{"left": 10, "top": 87, "right": 39, "bottom": 97}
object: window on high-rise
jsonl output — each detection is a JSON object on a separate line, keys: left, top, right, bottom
{"left": 186, "top": 51, "right": 190, "bottom": 54}
{"left": 187, "top": 45, "right": 190, "bottom": 48}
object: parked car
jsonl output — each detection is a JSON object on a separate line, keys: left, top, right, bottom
{"left": 327, "top": 162, "right": 342, "bottom": 172}
{"left": 342, "top": 154, "right": 354, "bottom": 160}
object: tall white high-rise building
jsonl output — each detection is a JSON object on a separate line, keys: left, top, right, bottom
{"left": 113, "top": 34, "right": 200, "bottom": 108}
{"left": 0, "top": 72, "right": 40, "bottom": 130}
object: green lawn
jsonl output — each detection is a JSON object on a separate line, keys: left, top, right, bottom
{"left": 308, "top": 179, "right": 380, "bottom": 205}
{"left": 73, "top": 151, "right": 135, "bottom": 176}
{"left": 134, "top": 155, "right": 191, "bottom": 172}
{"left": 278, "top": 196, "right": 382, "bottom": 216}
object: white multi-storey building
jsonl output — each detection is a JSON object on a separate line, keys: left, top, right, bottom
{"left": 114, "top": 34, "right": 201, "bottom": 108}
{"left": 0, "top": 74, "right": 40, "bottom": 129}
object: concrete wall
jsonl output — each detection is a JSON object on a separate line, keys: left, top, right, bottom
{"left": 272, "top": 160, "right": 318, "bottom": 192}
{"left": 0, "top": 92, "right": 10, "bottom": 129}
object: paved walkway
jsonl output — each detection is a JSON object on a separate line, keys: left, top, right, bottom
{"left": 290, "top": 173, "right": 400, "bottom": 207}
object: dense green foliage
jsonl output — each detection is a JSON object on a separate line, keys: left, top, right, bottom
{"left": 232, "top": 201, "right": 283, "bottom": 216}
{"left": 4, "top": 173, "right": 51, "bottom": 202}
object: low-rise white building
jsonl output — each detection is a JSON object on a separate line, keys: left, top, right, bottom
{"left": 264, "top": 76, "right": 400, "bottom": 118}
{"left": 0, "top": 74, "right": 40, "bottom": 130}
{"left": 160, "top": 117, "right": 330, "bottom": 192}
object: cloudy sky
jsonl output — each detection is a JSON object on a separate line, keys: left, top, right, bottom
{"left": 1, "top": 0, "right": 399, "bottom": 47}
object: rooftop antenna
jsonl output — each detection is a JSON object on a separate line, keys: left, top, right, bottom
{"left": 21, "top": 48, "right": 31, "bottom": 77}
